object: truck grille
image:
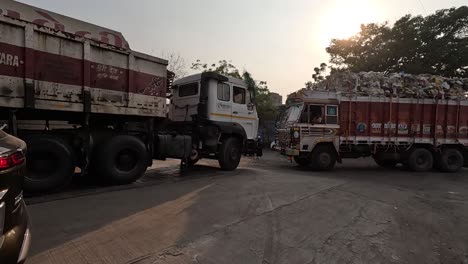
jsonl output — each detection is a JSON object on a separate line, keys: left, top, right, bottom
{"left": 277, "top": 129, "right": 290, "bottom": 149}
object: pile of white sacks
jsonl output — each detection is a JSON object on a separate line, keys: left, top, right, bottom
{"left": 315, "top": 72, "right": 468, "bottom": 99}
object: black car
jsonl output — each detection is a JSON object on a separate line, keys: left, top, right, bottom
{"left": 0, "top": 129, "right": 31, "bottom": 264}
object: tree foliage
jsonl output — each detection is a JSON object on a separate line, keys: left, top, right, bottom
{"left": 325, "top": 6, "right": 468, "bottom": 77}
{"left": 312, "top": 63, "right": 328, "bottom": 82}
{"left": 191, "top": 59, "right": 242, "bottom": 79}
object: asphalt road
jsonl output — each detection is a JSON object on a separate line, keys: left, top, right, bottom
{"left": 26, "top": 151, "right": 468, "bottom": 264}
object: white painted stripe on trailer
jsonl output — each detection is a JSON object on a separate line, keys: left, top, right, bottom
{"left": 32, "top": 31, "right": 84, "bottom": 60}
{"left": 0, "top": 23, "right": 25, "bottom": 46}
{"left": 0, "top": 77, "right": 166, "bottom": 117}
{"left": 340, "top": 136, "right": 468, "bottom": 145}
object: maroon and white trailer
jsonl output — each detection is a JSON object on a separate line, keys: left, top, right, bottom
{"left": 0, "top": 1, "right": 261, "bottom": 193}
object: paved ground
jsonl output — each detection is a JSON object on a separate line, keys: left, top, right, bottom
{"left": 26, "top": 151, "right": 468, "bottom": 264}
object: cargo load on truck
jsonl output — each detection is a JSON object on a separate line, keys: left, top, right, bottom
{"left": 312, "top": 71, "right": 468, "bottom": 99}
{"left": 278, "top": 74, "right": 468, "bottom": 173}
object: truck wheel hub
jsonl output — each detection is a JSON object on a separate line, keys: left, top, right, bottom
{"left": 447, "top": 155, "right": 458, "bottom": 165}
{"left": 28, "top": 154, "right": 57, "bottom": 179}
{"left": 230, "top": 148, "right": 240, "bottom": 161}
{"left": 116, "top": 149, "right": 137, "bottom": 171}
{"left": 319, "top": 153, "right": 330, "bottom": 164}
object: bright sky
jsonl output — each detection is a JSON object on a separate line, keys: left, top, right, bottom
{"left": 19, "top": 0, "right": 467, "bottom": 99}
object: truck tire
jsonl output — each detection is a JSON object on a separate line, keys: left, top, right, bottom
{"left": 311, "top": 145, "right": 336, "bottom": 171}
{"left": 373, "top": 156, "right": 397, "bottom": 168}
{"left": 294, "top": 156, "right": 310, "bottom": 167}
{"left": 24, "top": 135, "right": 75, "bottom": 193}
{"left": 218, "top": 137, "right": 242, "bottom": 171}
{"left": 437, "top": 148, "right": 464, "bottom": 173}
{"left": 407, "top": 148, "right": 433, "bottom": 172}
{"left": 94, "top": 135, "right": 148, "bottom": 185}
{"left": 188, "top": 146, "right": 201, "bottom": 166}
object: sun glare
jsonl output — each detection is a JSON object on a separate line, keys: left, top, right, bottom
{"left": 318, "top": 0, "right": 383, "bottom": 47}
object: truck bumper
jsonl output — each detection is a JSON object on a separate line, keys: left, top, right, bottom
{"left": 285, "top": 148, "right": 300, "bottom": 156}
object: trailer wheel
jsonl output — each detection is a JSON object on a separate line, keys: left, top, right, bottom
{"left": 94, "top": 135, "right": 148, "bottom": 185}
{"left": 294, "top": 156, "right": 310, "bottom": 167}
{"left": 311, "top": 145, "right": 336, "bottom": 171}
{"left": 407, "top": 148, "right": 433, "bottom": 172}
{"left": 438, "top": 148, "right": 463, "bottom": 173}
{"left": 218, "top": 137, "right": 241, "bottom": 171}
{"left": 24, "top": 135, "right": 75, "bottom": 193}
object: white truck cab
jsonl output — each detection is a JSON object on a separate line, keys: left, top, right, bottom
{"left": 167, "top": 72, "right": 262, "bottom": 170}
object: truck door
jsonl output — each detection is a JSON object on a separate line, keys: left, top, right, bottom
{"left": 210, "top": 82, "right": 233, "bottom": 122}
{"left": 232, "top": 86, "right": 258, "bottom": 139}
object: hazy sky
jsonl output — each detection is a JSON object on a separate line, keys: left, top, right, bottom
{"left": 19, "top": 0, "right": 467, "bottom": 99}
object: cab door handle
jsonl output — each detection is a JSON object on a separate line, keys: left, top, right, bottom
{"left": 233, "top": 111, "right": 239, "bottom": 114}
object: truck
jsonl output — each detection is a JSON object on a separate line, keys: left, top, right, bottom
{"left": 0, "top": 0, "right": 261, "bottom": 193}
{"left": 277, "top": 89, "right": 468, "bottom": 173}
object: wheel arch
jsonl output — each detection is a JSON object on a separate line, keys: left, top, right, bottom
{"left": 313, "top": 141, "right": 341, "bottom": 163}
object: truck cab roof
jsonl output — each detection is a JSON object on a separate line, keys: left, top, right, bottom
{"left": 174, "top": 72, "right": 246, "bottom": 87}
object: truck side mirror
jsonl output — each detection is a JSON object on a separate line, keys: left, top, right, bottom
{"left": 247, "top": 102, "right": 255, "bottom": 111}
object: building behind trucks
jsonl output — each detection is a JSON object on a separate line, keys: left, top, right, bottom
{"left": 277, "top": 88, "right": 468, "bottom": 173}
{"left": 0, "top": 0, "right": 261, "bottom": 193}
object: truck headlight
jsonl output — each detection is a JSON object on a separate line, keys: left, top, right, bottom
{"left": 293, "top": 131, "right": 300, "bottom": 139}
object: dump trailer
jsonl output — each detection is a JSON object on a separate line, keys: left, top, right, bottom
{"left": 0, "top": 1, "right": 261, "bottom": 193}
{"left": 277, "top": 89, "right": 468, "bottom": 172}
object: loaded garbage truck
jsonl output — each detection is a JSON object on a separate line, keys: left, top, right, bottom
{"left": 0, "top": 0, "right": 261, "bottom": 193}
{"left": 277, "top": 85, "right": 468, "bottom": 173}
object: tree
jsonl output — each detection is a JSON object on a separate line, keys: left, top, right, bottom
{"left": 191, "top": 59, "right": 241, "bottom": 79}
{"left": 325, "top": 6, "right": 468, "bottom": 77}
{"left": 312, "top": 63, "right": 328, "bottom": 82}
{"left": 305, "top": 81, "right": 314, "bottom": 89}
{"left": 161, "top": 52, "right": 188, "bottom": 80}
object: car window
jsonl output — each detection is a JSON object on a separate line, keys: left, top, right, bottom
{"left": 233, "top": 86, "right": 246, "bottom": 104}
{"left": 217, "top": 83, "right": 230, "bottom": 101}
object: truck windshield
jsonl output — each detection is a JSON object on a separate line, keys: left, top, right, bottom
{"left": 280, "top": 103, "right": 304, "bottom": 125}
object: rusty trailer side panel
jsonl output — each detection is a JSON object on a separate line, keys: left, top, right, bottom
{"left": 0, "top": 14, "right": 167, "bottom": 118}
{"left": 339, "top": 96, "right": 468, "bottom": 146}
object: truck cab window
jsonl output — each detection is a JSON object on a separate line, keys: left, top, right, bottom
{"left": 217, "top": 83, "right": 230, "bottom": 101}
{"left": 233, "top": 86, "right": 246, "bottom": 104}
{"left": 178, "top": 82, "right": 198, "bottom": 97}
{"left": 310, "top": 105, "right": 324, "bottom": 124}
{"left": 326, "top": 105, "right": 338, "bottom": 124}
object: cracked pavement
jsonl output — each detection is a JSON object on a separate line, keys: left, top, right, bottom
{"left": 26, "top": 151, "right": 468, "bottom": 264}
